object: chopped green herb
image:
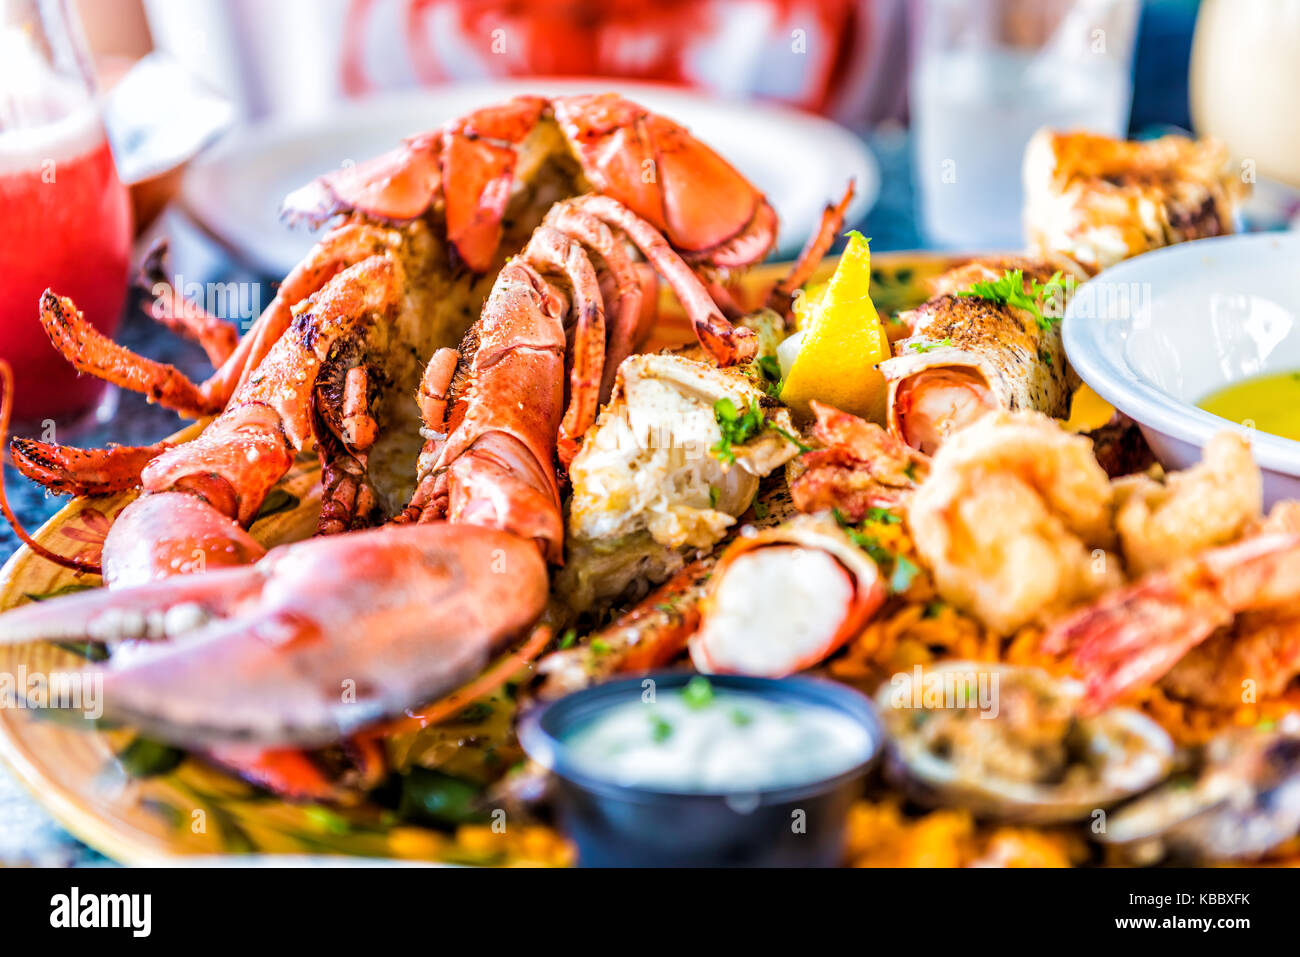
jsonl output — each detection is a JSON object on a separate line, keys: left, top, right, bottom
{"left": 730, "top": 708, "right": 754, "bottom": 728}
{"left": 398, "top": 768, "right": 489, "bottom": 826}
{"left": 708, "top": 486, "right": 720, "bottom": 509}
{"left": 908, "top": 337, "right": 954, "bottom": 353}
{"left": 116, "top": 737, "right": 186, "bottom": 778}
{"left": 755, "top": 354, "right": 784, "bottom": 396}
{"left": 834, "top": 508, "right": 920, "bottom": 595}
{"left": 682, "top": 675, "right": 714, "bottom": 709}
{"left": 711, "top": 397, "right": 810, "bottom": 464}
{"left": 558, "top": 628, "right": 578, "bottom": 650}
{"left": 890, "top": 555, "right": 920, "bottom": 594}
{"left": 864, "top": 506, "right": 900, "bottom": 525}
{"left": 957, "top": 269, "right": 1064, "bottom": 331}
{"left": 649, "top": 713, "right": 674, "bottom": 743}
{"left": 923, "top": 601, "right": 946, "bottom": 619}
{"left": 590, "top": 638, "right": 612, "bottom": 655}
{"left": 753, "top": 499, "right": 770, "bottom": 520}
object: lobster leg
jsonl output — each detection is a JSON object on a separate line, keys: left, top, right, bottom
{"left": 9, "top": 438, "right": 173, "bottom": 497}
{"left": 40, "top": 291, "right": 217, "bottom": 417}
{"left": 564, "top": 195, "right": 757, "bottom": 366}
{"left": 398, "top": 348, "right": 460, "bottom": 526}
{"left": 139, "top": 242, "right": 239, "bottom": 367}
{"left": 541, "top": 202, "right": 648, "bottom": 402}
{"left": 30, "top": 224, "right": 399, "bottom": 432}
{"left": 428, "top": 261, "right": 567, "bottom": 561}
{"left": 523, "top": 226, "right": 606, "bottom": 465}
{"left": 773, "top": 181, "right": 855, "bottom": 303}
{"left": 98, "top": 256, "right": 404, "bottom": 585}
{"left": 218, "top": 223, "right": 400, "bottom": 402}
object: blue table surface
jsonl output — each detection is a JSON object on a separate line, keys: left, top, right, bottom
{"left": 0, "top": 128, "right": 918, "bottom": 865}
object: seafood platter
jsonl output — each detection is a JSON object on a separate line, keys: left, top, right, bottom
{"left": 2, "top": 93, "right": 1298, "bottom": 867}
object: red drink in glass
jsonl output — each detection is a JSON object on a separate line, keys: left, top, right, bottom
{"left": 0, "top": 107, "right": 132, "bottom": 428}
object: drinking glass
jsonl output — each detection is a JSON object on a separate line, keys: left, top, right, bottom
{"left": 0, "top": 0, "right": 132, "bottom": 433}
{"left": 1191, "top": 0, "right": 1300, "bottom": 189}
{"left": 910, "top": 0, "right": 1139, "bottom": 249}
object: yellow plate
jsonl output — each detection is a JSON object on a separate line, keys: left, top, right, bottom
{"left": 0, "top": 251, "right": 962, "bottom": 864}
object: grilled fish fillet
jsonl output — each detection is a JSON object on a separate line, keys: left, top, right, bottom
{"left": 880, "top": 257, "right": 1082, "bottom": 455}
{"left": 1023, "top": 129, "right": 1247, "bottom": 273}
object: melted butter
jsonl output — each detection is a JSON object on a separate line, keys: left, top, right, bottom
{"left": 1198, "top": 370, "right": 1300, "bottom": 442}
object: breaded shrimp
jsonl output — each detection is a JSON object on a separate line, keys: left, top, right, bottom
{"left": 1112, "top": 431, "right": 1261, "bottom": 577}
{"left": 909, "top": 411, "right": 1120, "bottom": 634}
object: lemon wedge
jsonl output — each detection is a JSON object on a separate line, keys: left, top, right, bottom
{"left": 791, "top": 281, "right": 827, "bottom": 330}
{"left": 779, "top": 232, "right": 890, "bottom": 423}
{"left": 1065, "top": 383, "right": 1116, "bottom": 432}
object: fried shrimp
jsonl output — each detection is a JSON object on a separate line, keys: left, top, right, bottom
{"left": 1112, "top": 431, "right": 1261, "bottom": 577}
{"left": 909, "top": 411, "right": 1120, "bottom": 634}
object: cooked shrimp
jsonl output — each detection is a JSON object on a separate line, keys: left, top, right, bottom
{"left": 909, "top": 411, "right": 1119, "bottom": 634}
{"left": 1113, "top": 431, "right": 1261, "bottom": 576}
{"left": 788, "top": 400, "right": 928, "bottom": 520}
{"left": 1044, "top": 529, "right": 1300, "bottom": 710}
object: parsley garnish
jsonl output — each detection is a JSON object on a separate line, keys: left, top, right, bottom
{"left": 753, "top": 499, "right": 770, "bottom": 520}
{"left": 755, "top": 354, "right": 784, "bottom": 397}
{"left": 833, "top": 508, "right": 919, "bottom": 595}
{"left": 957, "top": 269, "right": 1064, "bottom": 331}
{"left": 864, "top": 506, "right": 900, "bottom": 525}
{"left": 711, "top": 397, "right": 810, "bottom": 464}
{"left": 590, "top": 638, "right": 611, "bottom": 655}
{"left": 708, "top": 486, "right": 720, "bottom": 509}
{"left": 558, "top": 628, "right": 577, "bottom": 650}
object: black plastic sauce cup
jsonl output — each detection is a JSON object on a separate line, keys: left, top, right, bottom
{"left": 519, "top": 672, "right": 883, "bottom": 867}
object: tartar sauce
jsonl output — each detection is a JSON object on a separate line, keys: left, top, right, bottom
{"left": 563, "top": 678, "right": 872, "bottom": 792}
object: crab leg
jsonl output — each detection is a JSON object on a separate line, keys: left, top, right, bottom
{"left": 537, "top": 558, "right": 715, "bottom": 700}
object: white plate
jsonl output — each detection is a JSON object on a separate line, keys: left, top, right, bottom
{"left": 180, "top": 79, "right": 878, "bottom": 276}
{"left": 1063, "top": 232, "right": 1300, "bottom": 504}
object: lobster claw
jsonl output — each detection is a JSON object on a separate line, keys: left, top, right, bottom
{"left": 280, "top": 134, "right": 444, "bottom": 228}
{"left": 0, "top": 524, "right": 547, "bottom": 747}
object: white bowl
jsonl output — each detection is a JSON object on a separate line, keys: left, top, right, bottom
{"left": 1063, "top": 232, "right": 1300, "bottom": 504}
{"left": 182, "top": 80, "right": 879, "bottom": 276}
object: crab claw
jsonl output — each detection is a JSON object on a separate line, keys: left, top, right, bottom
{"left": 0, "top": 524, "right": 547, "bottom": 747}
